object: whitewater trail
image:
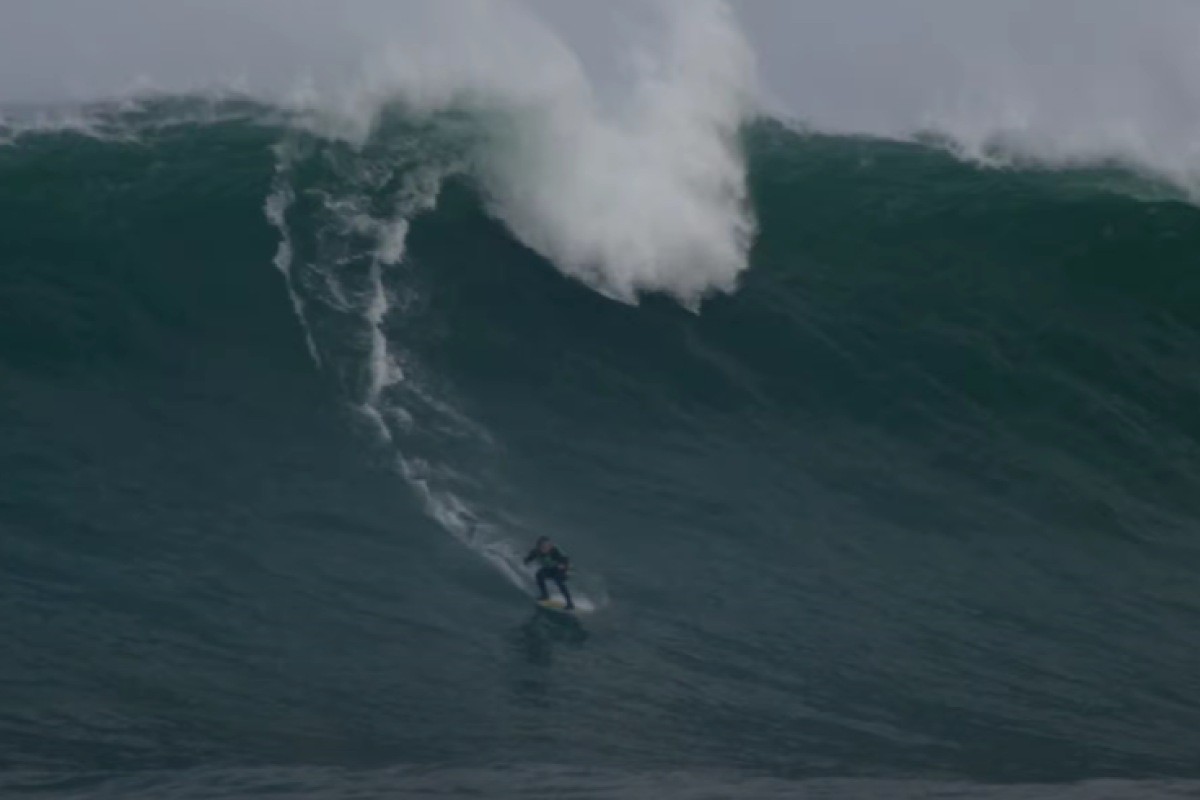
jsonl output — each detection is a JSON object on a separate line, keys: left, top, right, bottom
{"left": 264, "top": 129, "right": 608, "bottom": 611}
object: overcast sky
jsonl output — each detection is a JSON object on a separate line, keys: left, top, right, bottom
{"left": 4, "top": 0, "right": 1200, "bottom": 172}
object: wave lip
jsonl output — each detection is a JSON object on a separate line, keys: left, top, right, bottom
{"left": 472, "top": 0, "right": 758, "bottom": 306}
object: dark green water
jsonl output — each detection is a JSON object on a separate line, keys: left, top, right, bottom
{"left": 2, "top": 101, "right": 1198, "bottom": 798}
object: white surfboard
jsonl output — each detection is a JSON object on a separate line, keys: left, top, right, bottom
{"left": 535, "top": 598, "right": 576, "bottom": 613}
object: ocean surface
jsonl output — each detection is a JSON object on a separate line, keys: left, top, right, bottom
{"left": 2, "top": 97, "right": 1199, "bottom": 799}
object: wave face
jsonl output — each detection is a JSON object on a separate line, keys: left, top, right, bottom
{"left": 2, "top": 98, "right": 1200, "bottom": 799}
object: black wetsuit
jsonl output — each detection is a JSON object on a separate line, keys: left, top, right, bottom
{"left": 524, "top": 545, "right": 574, "bottom": 608}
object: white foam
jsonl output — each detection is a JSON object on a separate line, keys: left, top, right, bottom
{"left": 2, "top": 0, "right": 759, "bottom": 306}
{"left": 263, "top": 173, "right": 321, "bottom": 367}
{"left": 11, "top": 1, "right": 1200, "bottom": 197}
{"left": 739, "top": 0, "right": 1200, "bottom": 195}
{"left": 253, "top": 1, "right": 758, "bottom": 306}
{"left": 471, "top": 1, "right": 756, "bottom": 305}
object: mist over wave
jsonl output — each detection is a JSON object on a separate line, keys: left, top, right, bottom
{"left": 9, "top": 0, "right": 1200, "bottom": 196}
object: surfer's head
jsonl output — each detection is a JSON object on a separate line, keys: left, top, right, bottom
{"left": 535, "top": 536, "right": 552, "bottom": 552}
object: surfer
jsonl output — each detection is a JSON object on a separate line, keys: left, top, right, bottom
{"left": 524, "top": 536, "right": 574, "bottom": 610}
